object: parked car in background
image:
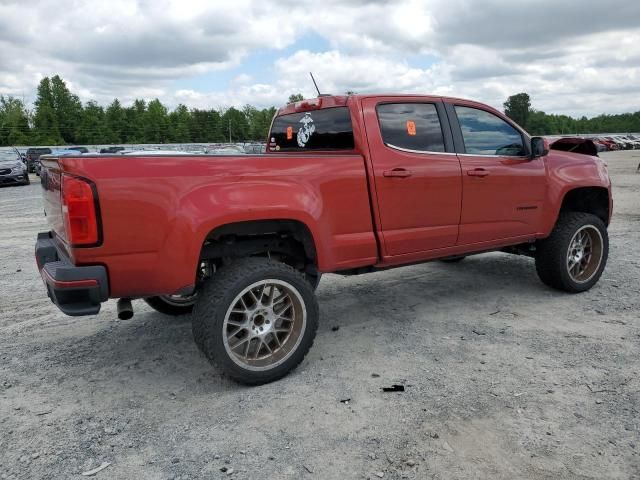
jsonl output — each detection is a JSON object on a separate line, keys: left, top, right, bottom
{"left": 205, "top": 145, "right": 245, "bottom": 155}
{"left": 99, "top": 146, "right": 125, "bottom": 154}
{"left": 243, "top": 143, "right": 266, "bottom": 154}
{"left": 68, "top": 146, "right": 90, "bottom": 154}
{"left": 609, "top": 136, "right": 633, "bottom": 150}
{"left": 35, "top": 150, "right": 82, "bottom": 176}
{"left": 26, "top": 147, "right": 52, "bottom": 173}
{"left": 0, "top": 150, "right": 29, "bottom": 186}
{"left": 619, "top": 135, "right": 640, "bottom": 149}
{"left": 591, "top": 140, "right": 608, "bottom": 152}
{"left": 593, "top": 138, "right": 618, "bottom": 151}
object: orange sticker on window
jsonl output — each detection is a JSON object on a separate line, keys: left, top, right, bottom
{"left": 286, "top": 126, "right": 293, "bottom": 140}
{"left": 406, "top": 120, "right": 416, "bottom": 136}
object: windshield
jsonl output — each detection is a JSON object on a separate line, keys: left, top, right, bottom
{"left": 0, "top": 150, "right": 20, "bottom": 162}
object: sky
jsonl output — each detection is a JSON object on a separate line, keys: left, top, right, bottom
{"left": 0, "top": 0, "right": 639, "bottom": 117}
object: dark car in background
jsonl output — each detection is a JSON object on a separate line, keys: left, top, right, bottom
{"left": 25, "top": 147, "right": 52, "bottom": 173}
{"left": 68, "top": 146, "right": 90, "bottom": 153}
{"left": 0, "top": 150, "right": 29, "bottom": 186}
{"left": 99, "top": 146, "right": 125, "bottom": 154}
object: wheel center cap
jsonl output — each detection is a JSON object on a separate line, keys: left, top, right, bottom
{"left": 250, "top": 309, "right": 273, "bottom": 336}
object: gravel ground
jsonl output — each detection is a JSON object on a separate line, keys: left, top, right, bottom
{"left": 1, "top": 151, "right": 638, "bottom": 480}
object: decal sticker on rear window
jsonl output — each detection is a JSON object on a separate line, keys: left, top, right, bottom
{"left": 269, "top": 107, "right": 354, "bottom": 151}
{"left": 297, "top": 113, "right": 316, "bottom": 147}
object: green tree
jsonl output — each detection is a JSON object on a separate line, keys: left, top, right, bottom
{"left": 144, "top": 99, "right": 169, "bottom": 143}
{"left": 288, "top": 93, "right": 304, "bottom": 103}
{"left": 168, "top": 104, "right": 191, "bottom": 142}
{"left": 125, "top": 99, "right": 147, "bottom": 143}
{"left": 524, "top": 110, "right": 550, "bottom": 136}
{"left": 221, "top": 107, "right": 249, "bottom": 142}
{"left": 78, "top": 101, "right": 106, "bottom": 144}
{"left": 243, "top": 104, "right": 275, "bottom": 140}
{"left": 105, "top": 99, "right": 126, "bottom": 143}
{"left": 188, "top": 109, "right": 224, "bottom": 142}
{"left": 503, "top": 92, "right": 531, "bottom": 129}
{"left": 0, "top": 96, "right": 31, "bottom": 145}
{"left": 33, "top": 77, "right": 63, "bottom": 145}
{"left": 50, "top": 75, "right": 82, "bottom": 144}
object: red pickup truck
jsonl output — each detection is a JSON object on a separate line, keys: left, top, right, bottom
{"left": 36, "top": 94, "right": 612, "bottom": 384}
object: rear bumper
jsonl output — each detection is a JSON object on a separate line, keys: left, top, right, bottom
{"left": 35, "top": 232, "right": 109, "bottom": 316}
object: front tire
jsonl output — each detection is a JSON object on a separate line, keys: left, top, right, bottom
{"left": 192, "top": 257, "right": 319, "bottom": 385}
{"left": 535, "top": 212, "right": 608, "bottom": 293}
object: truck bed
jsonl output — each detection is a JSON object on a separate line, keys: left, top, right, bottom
{"left": 40, "top": 153, "right": 379, "bottom": 298}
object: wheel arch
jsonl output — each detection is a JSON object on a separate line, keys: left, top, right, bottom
{"left": 559, "top": 186, "right": 610, "bottom": 226}
{"left": 199, "top": 218, "right": 319, "bottom": 271}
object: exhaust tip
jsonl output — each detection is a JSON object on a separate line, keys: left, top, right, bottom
{"left": 117, "top": 298, "right": 134, "bottom": 320}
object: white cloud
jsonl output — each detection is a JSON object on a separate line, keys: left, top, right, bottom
{"left": 0, "top": 0, "right": 639, "bottom": 116}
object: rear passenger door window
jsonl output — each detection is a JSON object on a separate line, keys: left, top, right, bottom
{"left": 454, "top": 106, "right": 525, "bottom": 156}
{"left": 377, "top": 103, "right": 445, "bottom": 153}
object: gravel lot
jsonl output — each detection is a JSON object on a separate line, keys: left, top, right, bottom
{"left": 1, "top": 151, "right": 638, "bottom": 480}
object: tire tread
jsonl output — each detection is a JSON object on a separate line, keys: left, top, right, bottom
{"left": 192, "top": 257, "right": 318, "bottom": 385}
{"left": 535, "top": 212, "right": 608, "bottom": 293}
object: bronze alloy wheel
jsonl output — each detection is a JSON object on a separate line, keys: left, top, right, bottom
{"left": 222, "top": 279, "right": 307, "bottom": 371}
{"left": 566, "top": 225, "right": 604, "bottom": 283}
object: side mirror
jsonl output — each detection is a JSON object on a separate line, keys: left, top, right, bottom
{"left": 530, "top": 137, "right": 549, "bottom": 159}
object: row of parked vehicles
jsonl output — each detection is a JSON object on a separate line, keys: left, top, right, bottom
{"left": 18, "top": 144, "right": 267, "bottom": 177}
{"left": 588, "top": 135, "right": 640, "bottom": 152}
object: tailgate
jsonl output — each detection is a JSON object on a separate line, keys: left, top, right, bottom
{"left": 40, "top": 157, "right": 66, "bottom": 241}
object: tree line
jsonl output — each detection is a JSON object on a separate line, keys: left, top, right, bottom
{"left": 0, "top": 76, "right": 296, "bottom": 147}
{"left": 1, "top": 76, "right": 638, "bottom": 147}
{"left": 503, "top": 92, "right": 640, "bottom": 136}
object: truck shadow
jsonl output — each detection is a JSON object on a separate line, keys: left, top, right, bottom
{"left": 38, "top": 252, "right": 570, "bottom": 393}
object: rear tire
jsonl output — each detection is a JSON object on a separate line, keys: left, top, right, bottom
{"left": 192, "top": 257, "right": 319, "bottom": 385}
{"left": 146, "top": 271, "right": 320, "bottom": 321}
{"left": 144, "top": 295, "right": 195, "bottom": 316}
{"left": 535, "top": 212, "right": 608, "bottom": 293}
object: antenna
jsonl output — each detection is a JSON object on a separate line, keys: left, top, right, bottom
{"left": 309, "top": 72, "right": 321, "bottom": 97}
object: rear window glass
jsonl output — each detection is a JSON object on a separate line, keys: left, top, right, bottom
{"left": 269, "top": 107, "right": 354, "bottom": 151}
{"left": 377, "top": 103, "right": 445, "bottom": 152}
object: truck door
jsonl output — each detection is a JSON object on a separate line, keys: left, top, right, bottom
{"left": 447, "top": 103, "right": 547, "bottom": 245}
{"left": 362, "top": 97, "right": 462, "bottom": 256}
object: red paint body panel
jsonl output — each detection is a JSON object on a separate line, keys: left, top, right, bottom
{"left": 360, "top": 96, "right": 463, "bottom": 256}
{"left": 38, "top": 94, "right": 612, "bottom": 301}
{"left": 457, "top": 154, "right": 547, "bottom": 243}
{"left": 48, "top": 153, "right": 377, "bottom": 298}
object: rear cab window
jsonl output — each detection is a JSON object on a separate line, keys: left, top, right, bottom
{"left": 377, "top": 103, "right": 446, "bottom": 153}
{"left": 269, "top": 107, "right": 354, "bottom": 151}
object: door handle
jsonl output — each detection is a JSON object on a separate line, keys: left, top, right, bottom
{"left": 383, "top": 168, "right": 412, "bottom": 178}
{"left": 467, "top": 168, "right": 490, "bottom": 177}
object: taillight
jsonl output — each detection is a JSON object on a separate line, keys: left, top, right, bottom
{"left": 62, "top": 174, "right": 100, "bottom": 246}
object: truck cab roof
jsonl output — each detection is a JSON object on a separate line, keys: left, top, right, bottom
{"left": 276, "top": 93, "right": 504, "bottom": 118}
